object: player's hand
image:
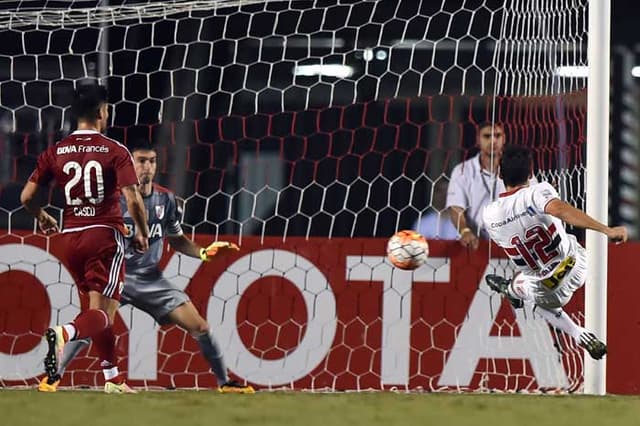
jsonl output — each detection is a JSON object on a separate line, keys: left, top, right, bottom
{"left": 37, "top": 210, "right": 59, "bottom": 234}
{"left": 459, "top": 228, "right": 479, "bottom": 250}
{"left": 132, "top": 232, "right": 149, "bottom": 253}
{"left": 200, "top": 241, "right": 239, "bottom": 261}
{"left": 606, "top": 226, "right": 628, "bottom": 244}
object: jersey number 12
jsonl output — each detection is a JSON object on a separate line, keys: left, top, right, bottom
{"left": 510, "top": 224, "right": 560, "bottom": 269}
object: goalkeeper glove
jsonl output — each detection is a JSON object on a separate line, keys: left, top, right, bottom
{"left": 199, "top": 241, "right": 239, "bottom": 261}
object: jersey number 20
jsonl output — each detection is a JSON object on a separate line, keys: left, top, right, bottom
{"left": 63, "top": 160, "right": 104, "bottom": 205}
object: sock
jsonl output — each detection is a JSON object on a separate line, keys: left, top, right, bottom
{"left": 101, "top": 363, "right": 121, "bottom": 383}
{"left": 58, "top": 338, "right": 91, "bottom": 376}
{"left": 72, "top": 309, "right": 109, "bottom": 340}
{"left": 535, "top": 306, "right": 586, "bottom": 340}
{"left": 508, "top": 276, "right": 535, "bottom": 303}
{"left": 92, "top": 326, "right": 118, "bottom": 378}
{"left": 62, "top": 324, "right": 76, "bottom": 341}
{"left": 195, "top": 331, "right": 228, "bottom": 385}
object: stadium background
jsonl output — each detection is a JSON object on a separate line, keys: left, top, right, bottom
{"left": 1, "top": 0, "right": 640, "bottom": 395}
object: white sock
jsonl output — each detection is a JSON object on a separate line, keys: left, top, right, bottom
{"left": 508, "top": 276, "right": 535, "bottom": 303}
{"left": 102, "top": 365, "right": 120, "bottom": 381}
{"left": 535, "top": 307, "right": 586, "bottom": 340}
{"left": 63, "top": 324, "right": 77, "bottom": 341}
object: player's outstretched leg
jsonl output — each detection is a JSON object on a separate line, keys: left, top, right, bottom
{"left": 485, "top": 274, "right": 524, "bottom": 308}
{"left": 195, "top": 330, "right": 254, "bottom": 393}
{"left": 167, "top": 301, "right": 255, "bottom": 393}
{"left": 58, "top": 339, "right": 91, "bottom": 376}
{"left": 196, "top": 330, "right": 254, "bottom": 393}
{"left": 534, "top": 306, "right": 607, "bottom": 360}
{"left": 577, "top": 332, "right": 607, "bottom": 360}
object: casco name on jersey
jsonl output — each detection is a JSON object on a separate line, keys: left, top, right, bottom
{"left": 56, "top": 145, "right": 110, "bottom": 155}
{"left": 125, "top": 222, "right": 163, "bottom": 239}
{"left": 73, "top": 206, "right": 96, "bottom": 217}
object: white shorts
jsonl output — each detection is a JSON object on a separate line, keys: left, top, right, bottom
{"left": 510, "top": 245, "right": 587, "bottom": 310}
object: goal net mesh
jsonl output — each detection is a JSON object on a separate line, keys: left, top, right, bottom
{"left": 0, "top": 0, "right": 588, "bottom": 392}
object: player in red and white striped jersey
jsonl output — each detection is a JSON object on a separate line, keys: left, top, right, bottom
{"left": 21, "top": 84, "right": 150, "bottom": 393}
{"left": 482, "top": 145, "right": 627, "bottom": 360}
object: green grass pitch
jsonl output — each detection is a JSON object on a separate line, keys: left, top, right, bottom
{"left": 2, "top": 390, "right": 640, "bottom": 426}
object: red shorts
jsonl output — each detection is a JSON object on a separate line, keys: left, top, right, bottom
{"left": 60, "top": 226, "right": 126, "bottom": 301}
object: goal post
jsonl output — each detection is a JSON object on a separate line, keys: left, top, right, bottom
{"left": 585, "top": 0, "right": 611, "bottom": 396}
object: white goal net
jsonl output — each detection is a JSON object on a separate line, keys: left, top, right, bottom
{"left": 0, "top": 0, "right": 589, "bottom": 392}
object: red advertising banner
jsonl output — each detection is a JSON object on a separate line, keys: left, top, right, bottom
{"left": 0, "top": 234, "right": 638, "bottom": 394}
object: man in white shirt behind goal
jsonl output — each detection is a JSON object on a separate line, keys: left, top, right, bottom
{"left": 482, "top": 145, "right": 627, "bottom": 360}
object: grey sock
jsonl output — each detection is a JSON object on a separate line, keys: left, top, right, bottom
{"left": 58, "top": 338, "right": 91, "bottom": 376}
{"left": 195, "top": 331, "right": 228, "bottom": 385}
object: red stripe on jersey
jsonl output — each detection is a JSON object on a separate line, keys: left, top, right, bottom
{"left": 548, "top": 222, "right": 556, "bottom": 235}
{"left": 499, "top": 186, "right": 527, "bottom": 198}
{"left": 503, "top": 246, "right": 519, "bottom": 256}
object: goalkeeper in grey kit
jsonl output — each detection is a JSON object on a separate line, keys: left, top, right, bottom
{"left": 41, "top": 140, "right": 254, "bottom": 393}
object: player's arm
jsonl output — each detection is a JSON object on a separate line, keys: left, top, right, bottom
{"left": 20, "top": 181, "right": 59, "bottom": 234}
{"left": 446, "top": 167, "right": 479, "bottom": 249}
{"left": 121, "top": 184, "right": 150, "bottom": 251}
{"left": 448, "top": 206, "right": 479, "bottom": 249}
{"left": 449, "top": 206, "right": 471, "bottom": 234}
{"left": 545, "top": 199, "right": 628, "bottom": 243}
{"left": 167, "top": 235, "right": 239, "bottom": 261}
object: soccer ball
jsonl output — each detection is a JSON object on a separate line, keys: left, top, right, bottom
{"left": 386, "top": 230, "right": 429, "bottom": 270}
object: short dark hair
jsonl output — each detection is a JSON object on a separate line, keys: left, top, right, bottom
{"left": 500, "top": 145, "right": 532, "bottom": 187}
{"left": 71, "top": 84, "right": 108, "bottom": 121}
{"left": 128, "top": 139, "right": 155, "bottom": 154}
{"left": 477, "top": 121, "right": 504, "bottom": 132}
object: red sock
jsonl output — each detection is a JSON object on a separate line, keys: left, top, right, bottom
{"left": 72, "top": 309, "right": 109, "bottom": 339}
{"left": 93, "top": 325, "right": 117, "bottom": 367}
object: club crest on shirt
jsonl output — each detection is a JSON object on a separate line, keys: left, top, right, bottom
{"left": 155, "top": 205, "right": 165, "bottom": 220}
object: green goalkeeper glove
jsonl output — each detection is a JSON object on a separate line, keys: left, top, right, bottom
{"left": 199, "top": 241, "right": 240, "bottom": 262}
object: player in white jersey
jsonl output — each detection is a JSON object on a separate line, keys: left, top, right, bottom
{"left": 482, "top": 145, "right": 627, "bottom": 360}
